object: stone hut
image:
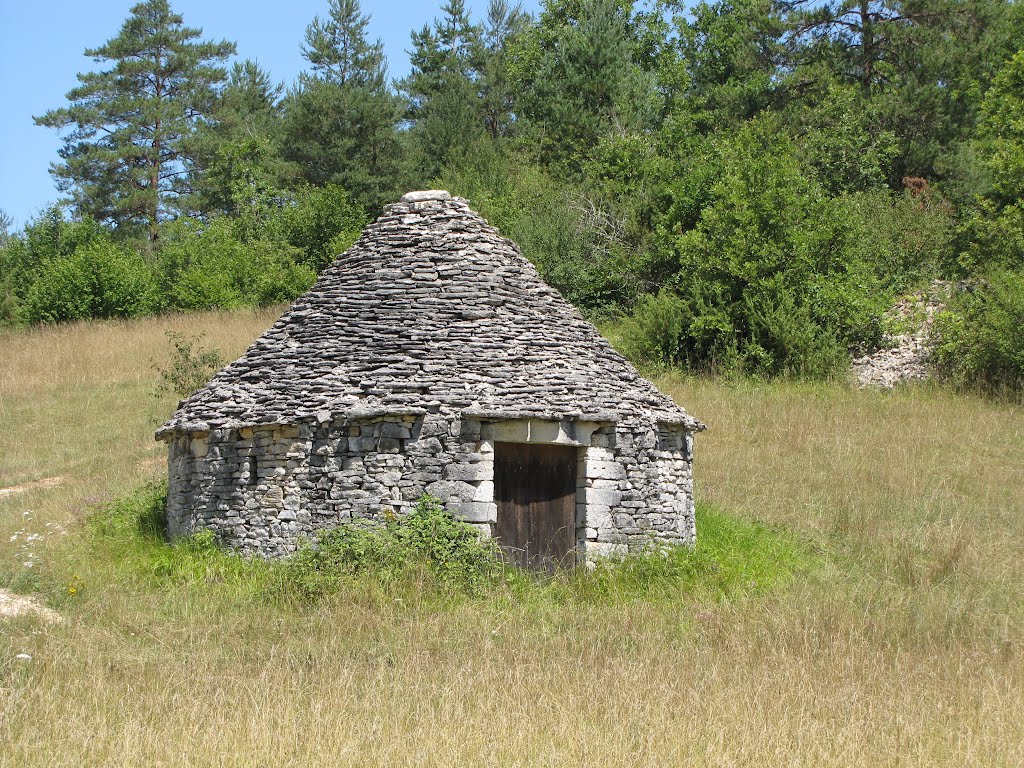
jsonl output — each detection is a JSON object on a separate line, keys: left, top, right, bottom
{"left": 156, "top": 191, "right": 704, "bottom": 568}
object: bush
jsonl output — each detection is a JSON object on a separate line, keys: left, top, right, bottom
{"left": 284, "top": 495, "right": 501, "bottom": 598}
{"left": 633, "top": 119, "right": 889, "bottom": 378}
{"left": 956, "top": 49, "right": 1024, "bottom": 273}
{"left": 0, "top": 286, "right": 18, "bottom": 327}
{"left": 932, "top": 270, "right": 1024, "bottom": 396}
{"left": 837, "top": 187, "right": 953, "bottom": 291}
{"left": 24, "top": 239, "right": 161, "bottom": 323}
{"left": 153, "top": 331, "right": 225, "bottom": 398}
{"left": 159, "top": 217, "right": 315, "bottom": 311}
{"left": 267, "top": 185, "right": 366, "bottom": 272}
{"left": 619, "top": 290, "right": 694, "bottom": 368}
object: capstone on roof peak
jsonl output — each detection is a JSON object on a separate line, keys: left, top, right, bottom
{"left": 400, "top": 190, "right": 452, "bottom": 203}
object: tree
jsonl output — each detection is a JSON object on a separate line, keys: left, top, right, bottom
{"left": 282, "top": 0, "right": 404, "bottom": 209}
{"left": 788, "top": 0, "right": 1015, "bottom": 182}
{"left": 215, "top": 60, "right": 284, "bottom": 138}
{"left": 478, "top": 0, "right": 530, "bottom": 140}
{"left": 187, "top": 60, "right": 286, "bottom": 217}
{"left": 510, "top": 0, "right": 656, "bottom": 171}
{"left": 655, "top": 0, "right": 790, "bottom": 128}
{"left": 34, "top": 0, "right": 234, "bottom": 241}
{"left": 302, "top": 0, "right": 386, "bottom": 88}
{"left": 401, "top": 0, "right": 487, "bottom": 179}
{"left": 958, "top": 48, "right": 1024, "bottom": 271}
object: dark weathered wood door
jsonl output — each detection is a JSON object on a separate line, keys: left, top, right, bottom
{"left": 494, "top": 442, "right": 578, "bottom": 572}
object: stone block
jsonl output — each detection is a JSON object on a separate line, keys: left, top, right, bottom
{"left": 421, "top": 416, "right": 448, "bottom": 437}
{"left": 454, "top": 501, "right": 497, "bottom": 523}
{"left": 426, "top": 479, "right": 476, "bottom": 502}
{"left": 407, "top": 437, "right": 443, "bottom": 455}
{"left": 586, "top": 505, "right": 612, "bottom": 529}
{"left": 585, "top": 460, "right": 625, "bottom": 481}
{"left": 473, "top": 480, "right": 495, "bottom": 502}
{"left": 582, "top": 488, "right": 622, "bottom": 507}
{"left": 378, "top": 471, "right": 402, "bottom": 486}
{"left": 586, "top": 541, "right": 627, "bottom": 561}
{"left": 349, "top": 436, "right": 378, "bottom": 452}
{"left": 444, "top": 462, "right": 492, "bottom": 482}
{"left": 378, "top": 422, "right": 412, "bottom": 439}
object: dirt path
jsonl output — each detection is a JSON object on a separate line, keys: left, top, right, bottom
{"left": 0, "top": 476, "right": 64, "bottom": 498}
{"left": 0, "top": 589, "right": 62, "bottom": 622}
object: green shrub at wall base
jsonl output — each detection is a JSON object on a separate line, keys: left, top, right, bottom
{"left": 284, "top": 495, "right": 501, "bottom": 598}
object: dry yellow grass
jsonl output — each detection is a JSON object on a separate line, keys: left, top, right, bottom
{"left": 1, "top": 310, "right": 1022, "bottom": 766}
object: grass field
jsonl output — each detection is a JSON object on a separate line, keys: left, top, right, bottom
{"left": 1, "top": 309, "right": 1022, "bottom": 766}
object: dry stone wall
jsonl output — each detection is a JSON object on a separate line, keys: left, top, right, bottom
{"left": 164, "top": 413, "right": 695, "bottom": 561}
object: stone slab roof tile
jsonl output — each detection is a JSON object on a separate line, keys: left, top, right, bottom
{"left": 157, "top": 194, "right": 703, "bottom": 437}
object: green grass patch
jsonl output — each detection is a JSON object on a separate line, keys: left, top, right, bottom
{"left": 74, "top": 483, "right": 817, "bottom": 609}
{"left": 514, "top": 502, "right": 818, "bottom": 605}
{"left": 79, "top": 480, "right": 279, "bottom": 601}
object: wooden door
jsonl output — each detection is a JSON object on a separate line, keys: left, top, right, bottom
{"left": 494, "top": 442, "right": 578, "bottom": 572}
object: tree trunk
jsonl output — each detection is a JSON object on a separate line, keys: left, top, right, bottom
{"left": 860, "top": 0, "right": 875, "bottom": 95}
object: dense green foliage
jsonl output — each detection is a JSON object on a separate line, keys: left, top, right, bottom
{"left": 284, "top": 494, "right": 502, "bottom": 597}
{"left": 932, "top": 272, "right": 1024, "bottom": 393}
{"left": 7, "top": 0, "right": 1024, "bottom": 394}
{"left": 24, "top": 239, "right": 161, "bottom": 324}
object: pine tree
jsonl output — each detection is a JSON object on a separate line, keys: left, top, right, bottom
{"left": 302, "top": 0, "right": 386, "bottom": 88}
{"left": 513, "top": 0, "right": 654, "bottom": 170}
{"left": 479, "top": 0, "right": 530, "bottom": 140}
{"left": 282, "top": 0, "right": 404, "bottom": 210}
{"left": 34, "top": 0, "right": 234, "bottom": 241}
{"left": 789, "top": 0, "right": 1017, "bottom": 181}
{"left": 188, "top": 60, "right": 286, "bottom": 217}
{"left": 656, "top": 0, "right": 787, "bottom": 128}
{"left": 401, "top": 0, "right": 487, "bottom": 179}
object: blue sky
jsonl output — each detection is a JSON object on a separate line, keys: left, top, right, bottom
{"left": 0, "top": 0, "right": 543, "bottom": 231}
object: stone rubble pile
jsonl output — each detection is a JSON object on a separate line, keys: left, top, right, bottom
{"left": 851, "top": 281, "right": 950, "bottom": 389}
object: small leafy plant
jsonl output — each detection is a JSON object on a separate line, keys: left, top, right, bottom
{"left": 283, "top": 495, "right": 502, "bottom": 598}
{"left": 153, "top": 331, "right": 224, "bottom": 398}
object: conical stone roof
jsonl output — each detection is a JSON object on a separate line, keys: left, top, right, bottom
{"left": 157, "top": 191, "right": 701, "bottom": 437}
